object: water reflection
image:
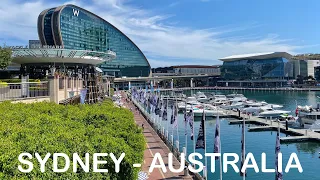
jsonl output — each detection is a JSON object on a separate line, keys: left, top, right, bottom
{"left": 295, "top": 142, "right": 320, "bottom": 154}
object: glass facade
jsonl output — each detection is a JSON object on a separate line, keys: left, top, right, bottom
{"left": 221, "top": 57, "right": 294, "bottom": 80}
{"left": 38, "top": 5, "right": 150, "bottom": 77}
{"left": 43, "top": 9, "right": 55, "bottom": 46}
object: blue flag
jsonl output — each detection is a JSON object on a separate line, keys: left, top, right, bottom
{"left": 196, "top": 110, "right": 205, "bottom": 149}
{"left": 275, "top": 130, "right": 283, "bottom": 180}
{"left": 213, "top": 114, "right": 220, "bottom": 159}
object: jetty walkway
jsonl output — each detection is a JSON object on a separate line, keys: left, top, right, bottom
{"left": 121, "top": 93, "right": 193, "bottom": 180}
{"left": 159, "top": 86, "right": 320, "bottom": 92}
{"left": 226, "top": 110, "right": 320, "bottom": 143}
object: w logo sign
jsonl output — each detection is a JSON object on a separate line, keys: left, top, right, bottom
{"left": 73, "top": 9, "right": 79, "bottom": 17}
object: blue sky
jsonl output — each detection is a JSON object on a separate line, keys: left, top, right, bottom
{"left": 0, "top": 0, "right": 319, "bottom": 67}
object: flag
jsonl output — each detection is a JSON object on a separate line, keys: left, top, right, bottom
{"left": 162, "top": 104, "right": 168, "bottom": 121}
{"left": 156, "top": 98, "right": 162, "bottom": 116}
{"left": 171, "top": 102, "right": 178, "bottom": 128}
{"left": 152, "top": 95, "right": 158, "bottom": 113}
{"left": 144, "top": 93, "right": 148, "bottom": 107}
{"left": 186, "top": 108, "right": 194, "bottom": 140}
{"left": 184, "top": 106, "right": 187, "bottom": 136}
{"left": 213, "top": 114, "right": 220, "bottom": 159}
{"left": 155, "top": 97, "right": 161, "bottom": 115}
{"left": 275, "top": 130, "right": 283, "bottom": 180}
{"left": 240, "top": 119, "right": 246, "bottom": 177}
{"left": 196, "top": 109, "right": 205, "bottom": 149}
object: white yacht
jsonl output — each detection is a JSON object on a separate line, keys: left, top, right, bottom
{"left": 194, "top": 91, "right": 208, "bottom": 103}
{"left": 186, "top": 97, "right": 201, "bottom": 105}
{"left": 221, "top": 100, "right": 243, "bottom": 110}
{"left": 210, "top": 95, "right": 228, "bottom": 105}
{"left": 192, "top": 106, "right": 225, "bottom": 117}
{"left": 241, "top": 102, "right": 266, "bottom": 113}
{"left": 177, "top": 97, "right": 202, "bottom": 111}
{"left": 297, "top": 105, "right": 320, "bottom": 128}
{"left": 214, "top": 95, "right": 227, "bottom": 100}
{"left": 227, "top": 94, "right": 247, "bottom": 101}
{"left": 278, "top": 114, "right": 298, "bottom": 126}
{"left": 258, "top": 109, "right": 291, "bottom": 118}
{"left": 212, "top": 99, "right": 229, "bottom": 106}
{"left": 305, "top": 120, "right": 320, "bottom": 130}
{"left": 243, "top": 100, "right": 266, "bottom": 106}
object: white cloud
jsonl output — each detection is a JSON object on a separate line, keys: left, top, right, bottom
{"left": 0, "top": 0, "right": 303, "bottom": 67}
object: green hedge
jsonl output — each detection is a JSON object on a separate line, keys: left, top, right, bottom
{"left": 0, "top": 81, "right": 8, "bottom": 87}
{"left": 0, "top": 79, "right": 42, "bottom": 83}
{"left": 0, "top": 100, "right": 145, "bottom": 179}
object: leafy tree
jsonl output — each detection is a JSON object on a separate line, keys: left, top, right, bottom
{"left": 307, "top": 75, "right": 315, "bottom": 81}
{"left": 295, "top": 75, "right": 304, "bottom": 84}
{"left": 0, "top": 46, "right": 12, "bottom": 69}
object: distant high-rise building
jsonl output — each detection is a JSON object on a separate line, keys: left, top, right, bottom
{"left": 28, "top": 40, "right": 41, "bottom": 49}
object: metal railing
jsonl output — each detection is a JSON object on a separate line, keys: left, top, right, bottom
{"left": 131, "top": 97, "right": 203, "bottom": 180}
{"left": 0, "top": 82, "right": 49, "bottom": 101}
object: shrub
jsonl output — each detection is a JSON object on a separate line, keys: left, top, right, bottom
{"left": 0, "top": 79, "right": 45, "bottom": 83}
{"left": 0, "top": 81, "right": 8, "bottom": 87}
{"left": 0, "top": 100, "right": 145, "bottom": 179}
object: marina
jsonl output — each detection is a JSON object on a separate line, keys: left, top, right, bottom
{"left": 129, "top": 88, "right": 320, "bottom": 180}
{"left": 159, "top": 86, "right": 320, "bottom": 92}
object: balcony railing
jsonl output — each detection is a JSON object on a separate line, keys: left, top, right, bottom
{"left": 0, "top": 82, "right": 49, "bottom": 101}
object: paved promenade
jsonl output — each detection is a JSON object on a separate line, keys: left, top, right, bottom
{"left": 121, "top": 94, "right": 193, "bottom": 180}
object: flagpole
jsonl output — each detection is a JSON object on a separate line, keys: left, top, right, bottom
{"left": 243, "top": 118, "right": 246, "bottom": 180}
{"left": 157, "top": 92, "right": 162, "bottom": 132}
{"left": 185, "top": 101, "right": 188, "bottom": 156}
{"left": 192, "top": 104, "right": 195, "bottom": 166}
{"left": 166, "top": 98, "right": 169, "bottom": 138}
{"left": 219, "top": 114, "right": 223, "bottom": 180}
{"left": 175, "top": 92, "right": 179, "bottom": 146}
{"left": 204, "top": 109, "right": 207, "bottom": 179}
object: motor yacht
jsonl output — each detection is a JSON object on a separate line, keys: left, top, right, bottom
{"left": 258, "top": 109, "right": 291, "bottom": 118}
{"left": 177, "top": 97, "right": 202, "bottom": 111}
{"left": 192, "top": 106, "right": 225, "bottom": 117}
{"left": 304, "top": 120, "right": 320, "bottom": 130}
{"left": 278, "top": 114, "right": 298, "bottom": 126}
{"left": 186, "top": 97, "right": 201, "bottom": 105}
{"left": 214, "top": 95, "right": 227, "bottom": 100}
{"left": 226, "top": 94, "right": 247, "bottom": 101}
{"left": 194, "top": 91, "right": 208, "bottom": 103}
{"left": 297, "top": 105, "right": 320, "bottom": 128}
{"left": 212, "top": 99, "right": 229, "bottom": 106}
{"left": 209, "top": 95, "right": 228, "bottom": 105}
{"left": 221, "top": 100, "right": 243, "bottom": 110}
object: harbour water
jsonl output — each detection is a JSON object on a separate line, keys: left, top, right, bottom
{"left": 154, "top": 90, "right": 320, "bottom": 179}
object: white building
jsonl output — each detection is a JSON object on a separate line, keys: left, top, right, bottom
{"left": 171, "top": 65, "right": 221, "bottom": 75}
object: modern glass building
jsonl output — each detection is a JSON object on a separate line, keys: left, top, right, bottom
{"left": 37, "top": 4, "right": 150, "bottom": 77}
{"left": 220, "top": 52, "right": 294, "bottom": 80}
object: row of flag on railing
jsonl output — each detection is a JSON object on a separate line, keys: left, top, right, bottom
{"left": 131, "top": 87, "right": 283, "bottom": 180}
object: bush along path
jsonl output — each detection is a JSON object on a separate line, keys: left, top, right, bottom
{"left": 0, "top": 100, "right": 145, "bottom": 180}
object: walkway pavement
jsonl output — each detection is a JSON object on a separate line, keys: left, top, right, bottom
{"left": 121, "top": 93, "right": 193, "bottom": 180}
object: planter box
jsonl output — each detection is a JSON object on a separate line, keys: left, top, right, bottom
{"left": 29, "top": 90, "right": 49, "bottom": 97}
